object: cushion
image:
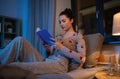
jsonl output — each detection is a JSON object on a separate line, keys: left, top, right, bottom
{"left": 83, "top": 33, "right": 104, "bottom": 68}
{"left": 0, "top": 65, "right": 37, "bottom": 79}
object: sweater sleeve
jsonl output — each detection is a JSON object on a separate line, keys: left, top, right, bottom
{"left": 57, "top": 33, "right": 86, "bottom": 64}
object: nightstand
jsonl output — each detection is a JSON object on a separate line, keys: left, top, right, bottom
{"left": 95, "top": 70, "right": 120, "bottom": 79}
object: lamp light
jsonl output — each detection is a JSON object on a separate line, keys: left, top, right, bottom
{"left": 112, "top": 12, "right": 120, "bottom": 36}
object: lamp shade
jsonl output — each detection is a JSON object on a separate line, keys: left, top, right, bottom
{"left": 112, "top": 12, "right": 120, "bottom": 36}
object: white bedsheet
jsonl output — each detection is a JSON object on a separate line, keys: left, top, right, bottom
{"left": 36, "top": 66, "right": 108, "bottom": 79}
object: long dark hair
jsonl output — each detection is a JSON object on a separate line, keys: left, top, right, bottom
{"left": 59, "top": 8, "right": 76, "bottom": 32}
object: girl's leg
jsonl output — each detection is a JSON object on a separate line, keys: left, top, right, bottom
{"left": 9, "top": 55, "right": 69, "bottom": 74}
{"left": 0, "top": 36, "right": 44, "bottom": 64}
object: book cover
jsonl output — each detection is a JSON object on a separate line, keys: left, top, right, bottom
{"left": 36, "top": 28, "right": 55, "bottom": 46}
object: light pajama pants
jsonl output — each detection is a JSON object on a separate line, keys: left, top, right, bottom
{"left": 0, "top": 36, "right": 69, "bottom": 74}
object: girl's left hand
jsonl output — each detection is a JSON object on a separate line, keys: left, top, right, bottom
{"left": 55, "top": 41, "right": 64, "bottom": 50}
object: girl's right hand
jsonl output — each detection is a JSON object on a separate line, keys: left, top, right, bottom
{"left": 55, "top": 41, "right": 64, "bottom": 50}
{"left": 43, "top": 42, "right": 51, "bottom": 53}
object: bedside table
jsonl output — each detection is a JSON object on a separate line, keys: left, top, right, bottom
{"left": 95, "top": 70, "right": 120, "bottom": 79}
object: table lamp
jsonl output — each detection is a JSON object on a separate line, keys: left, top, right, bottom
{"left": 112, "top": 12, "right": 120, "bottom": 36}
{"left": 112, "top": 12, "right": 120, "bottom": 73}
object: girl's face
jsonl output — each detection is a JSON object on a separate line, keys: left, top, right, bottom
{"left": 59, "top": 15, "right": 73, "bottom": 31}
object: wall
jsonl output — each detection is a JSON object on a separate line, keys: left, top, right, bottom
{"left": 54, "top": 0, "right": 71, "bottom": 36}
{"left": 0, "top": 0, "right": 28, "bottom": 38}
{"left": 0, "top": 0, "right": 18, "bottom": 17}
{"left": 0, "top": 0, "right": 29, "bottom": 52}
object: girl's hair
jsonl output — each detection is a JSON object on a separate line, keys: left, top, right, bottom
{"left": 59, "top": 8, "right": 76, "bottom": 32}
{"left": 59, "top": 8, "right": 74, "bottom": 20}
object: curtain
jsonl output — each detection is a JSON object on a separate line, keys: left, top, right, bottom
{"left": 26, "top": 0, "right": 55, "bottom": 58}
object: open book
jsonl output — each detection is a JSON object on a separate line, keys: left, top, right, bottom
{"left": 36, "top": 27, "right": 55, "bottom": 46}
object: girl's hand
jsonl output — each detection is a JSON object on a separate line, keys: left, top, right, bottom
{"left": 43, "top": 42, "right": 51, "bottom": 55}
{"left": 44, "top": 45, "right": 50, "bottom": 52}
{"left": 55, "top": 41, "right": 64, "bottom": 50}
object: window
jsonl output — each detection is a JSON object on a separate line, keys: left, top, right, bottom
{"left": 102, "top": 0, "right": 120, "bottom": 44}
{"left": 72, "top": 0, "right": 120, "bottom": 44}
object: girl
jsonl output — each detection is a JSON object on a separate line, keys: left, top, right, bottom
{"left": 0, "top": 8, "right": 86, "bottom": 74}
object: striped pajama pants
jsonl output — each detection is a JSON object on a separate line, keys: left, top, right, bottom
{"left": 0, "top": 37, "right": 68, "bottom": 74}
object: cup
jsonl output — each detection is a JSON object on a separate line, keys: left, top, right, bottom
{"left": 115, "top": 53, "right": 119, "bottom": 64}
{"left": 115, "top": 64, "right": 120, "bottom": 71}
{"left": 115, "top": 52, "right": 120, "bottom": 76}
{"left": 108, "top": 55, "right": 115, "bottom": 76}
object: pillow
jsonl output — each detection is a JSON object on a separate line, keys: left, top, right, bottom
{"left": 83, "top": 33, "right": 104, "bottom": 68}
{"left": 0, "top": 65, "right": 36, "bottom": 79}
